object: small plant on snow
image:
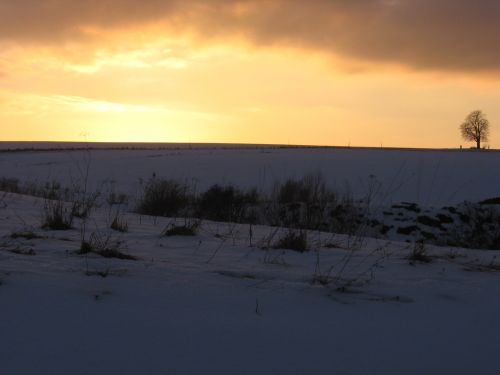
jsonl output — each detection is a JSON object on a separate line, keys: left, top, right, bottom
{"left": 162, "top": 219, "right": 200, "bottom": 237}
{"left": 78, "top": 231, "right": 136, "bottom": 260}
{"left": 110, "top": 215, "right": 129, "bottom": 233}
{"left": 41, "top": 199, "right": 73, "bottom": 230}
{"left": 273, "top": 229, "right": 309, "bottom": 252}
{"left": 407, "top": 240, "right": 432, "bottom": 265}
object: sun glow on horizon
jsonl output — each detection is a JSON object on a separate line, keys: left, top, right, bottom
{"left": 1, "top": 3, "right": 500, "bottom": 148}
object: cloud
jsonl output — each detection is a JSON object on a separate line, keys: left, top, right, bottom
{"left": 1, "top": 0, "right": 500, "bottom": 72}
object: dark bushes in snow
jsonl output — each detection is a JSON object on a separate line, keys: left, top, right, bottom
{"left": 137, "top": 178, "right": 192, "bottom": 217}
{"left": 273, "top": 230, "right": 309, "bottom": 252}
{"left": 198, "top": 184, "right": 259, "bottom": 223}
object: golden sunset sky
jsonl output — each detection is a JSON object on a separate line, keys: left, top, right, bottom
{"left": 1, "top": 0, "right": 499, "bottom": 147}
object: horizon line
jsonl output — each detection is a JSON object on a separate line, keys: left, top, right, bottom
{"left": 0, "top": 140, "right": 497, "bottom": 153}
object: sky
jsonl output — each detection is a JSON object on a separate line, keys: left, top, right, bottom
{"left": 1, "top": 0, "right": 500, "bottom": 148}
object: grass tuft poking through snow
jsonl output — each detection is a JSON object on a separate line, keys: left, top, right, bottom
{"left": 407, "top": 241, "right": 433, "bottom": 265}
{"left": 162, "top": 220, "right": 200, "bottom": 237}
{"left": 273, "top": 230, "right": 309, "bottom": 252}
{"left": 41, "top": 199, "right": 73, "bottom": 230}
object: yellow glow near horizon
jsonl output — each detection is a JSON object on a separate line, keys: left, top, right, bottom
{"left": 1, "top": 28, "right": 499, "bottom": 148}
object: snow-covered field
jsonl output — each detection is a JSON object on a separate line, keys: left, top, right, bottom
{"left": 1, "top": 143, "right": 500, "bottom": 206}
{"left": 1, "top": 144, "right": 500, "bottom": 374}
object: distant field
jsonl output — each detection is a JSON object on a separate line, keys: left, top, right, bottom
{"left": 0, "top": 142, "right": 499, "bottom": 206}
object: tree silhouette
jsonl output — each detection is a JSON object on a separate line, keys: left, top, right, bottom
{"left": 460, "top": 110, "right": 490, "bottom": 149}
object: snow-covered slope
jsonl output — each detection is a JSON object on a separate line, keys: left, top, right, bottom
{"left": 1, "top": 193, "right": 500, "bottom": 374}
{"left": 1, "top": 146, "right": 500, "bottom": 374}
{"left": 1, "top": 145, "right": 499, "bottom": 206}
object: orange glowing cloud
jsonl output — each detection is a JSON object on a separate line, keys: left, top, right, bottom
{"left": 0, "top": 1, "right": 499, "bottom": 147}
{"left": 2, "top": 1, "right": 500, "bottom": 72}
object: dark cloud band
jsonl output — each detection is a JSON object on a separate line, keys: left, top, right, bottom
{"left": 1, "top": 0, "right": 499, "bottom": 71}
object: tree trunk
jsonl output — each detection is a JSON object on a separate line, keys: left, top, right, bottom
{"left": 477, "top": 139, "right": 481, "bottom": 149}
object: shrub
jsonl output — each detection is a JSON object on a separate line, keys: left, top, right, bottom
{"left": 78, "top": 232, "right": 136, "bottom": 260}
{"left": 275, "top": 173, "right": 333, "bottom": 205}
{"left": 271, "top": 173, "right": 339, "bottom": 230}
{"left": 110, "top": 215, "right": 129, "bottom": 233}
{"left": 41, "top": 200, "right": 73, "bottom": 230}
{"left": 446, "top": 203, "right": 500, "bottom": 250}
{"left": 273, "top": 230, "right": 309, "bottom": 252}
{"left": 137, "top": 178, "right": 191, "bottom": 217}
{"left": 328, "top": 198, "right": 364, "bottom": 235}
{"left": 162, "top": 220, "right": 199, "bottom": 237}
{"left": 106, "top": 192, "right": 129, "bottom": 206}
{"left": 198, "top": 184, "right": 258, "bottom": 222}
{"left": 0, "top": 177, "right": 20, "bottom": 193}
{"left": 24, "top": 180, "right": 68, "bottom": 200}
{"left": 69, "top": 185, "right": 100, "bottom": 219}
{"left": 407, "top": 241, "right": 432, "bottom": 264}
{"left": 10, "top": 231, "right": 44, "bottom": 240}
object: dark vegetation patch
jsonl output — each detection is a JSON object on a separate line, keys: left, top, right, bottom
{"left": 0, "top": 177, "right": 73, "bottom": 201}
{"left": 273, "top": 230, "right": 309, "bottom": 252}
{"left": 110, "top": 216, "right": 128, "bottom": 233}
{"left": 443, "top": 206, "right": 457, "bottom": 214}
{"left": 324, "top": 242, "right": 343, "bottom": 249}
{"left": 379, "top": 225, "right": 392, "bottom": 235}
{"left": 96, "top": 248, "right": 137, "bottom": 260}
{"left": 78, "top": 233, "right": 136, "bottom": 260}
{"left": 41, "top": 200, "right": 73, "bottom": 230}
{"left": 10, "top": 231, "right": 45, "bottom": 240}
{"left": 480, "top": 197, "right": 500, "bottom": 205}
{"left": 0, "top": 177, "right": 20, "bottom": 193}
{"left": 392, "top": 202, "right": 421, "bottom": 213}
{"left": 407, "top": 241, "right": 432, "bottom": 264}
{"left": 162, "top": 220, "right": 199, "bottom": 237}
{"left": 9, "top": 247, "right": 36, "bottom": 256}
{"left": 463, "top": 262, "right": 500, "bottom": 272}
{"left": 445, "top": 204, "right": 500, "bottom": 250}
{"left": 106, "top": 192, "right": 129, "bottom": 206}
{"left": 135, "top": 173, "right": 367, "bottom": 236}
{"left": 86, "top": 269, "right": 128, "bottom": 278}
{"left": 436, "top": 214, "right": 454, "bottom": 224}
{"left": 397, "top": 225, "right": 419, "bottom": 235}
{"left": 420, "top": 231, "right": 437, "bottom": 240}
{"left": 215, "top": 270, "right": 257, "bottom": 280}
{"left": 198, "top": 184, "right": 258, "bottom": 223}
{"left": 417, "top": 215, "right": 443, "bottom": 229}
{"left": 137, "top": 178, "right": 191, "bottom": 217}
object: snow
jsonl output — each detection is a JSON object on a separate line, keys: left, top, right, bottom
{"left": 1, "top": 144, "right": 499, "bottom": 206}
{"left": 1, "top": 145, "right": 500, "bottom": 374}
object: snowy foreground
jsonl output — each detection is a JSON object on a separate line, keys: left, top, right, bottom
{"left": 1, "top": 192, "right": 500, "bottom": 375}
{"left": 1, "top": 145, "right": 500, "bottom": 374}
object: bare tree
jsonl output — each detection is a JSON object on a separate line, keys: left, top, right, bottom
{"left": 460, "top": 110, "right": 490, "bottom": 149}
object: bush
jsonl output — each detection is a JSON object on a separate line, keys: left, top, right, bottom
{"left": 10, "top": 231, "right": 44, "bottom": 240}
{"left": 162, "top": 220, "right": 199, "bottom": 237}
{"left": 275, "top": 173, "right": 335, "bottom": 206}
{"left": 41, "top": 200, "right": 73, "bottom": 230}
{"left": 137, "top": 178, "right": 191, "bottom": 217}
{"left": 78, "top": 232, "right": 136, "bottom": 260}
{"left": 71, "top": 190, "right": 100, "bottom": 219}
{"left": 110, "top": 215, "right": 129, "bottom": 233}
{"left": 271, "top": 173, "right": 339, "bottom": 230}
{"left": 0, "top": 177, "right": 20, "bottom": 193}
{"left": 273, "top": 230, "right": 309, "bottom": 252}
{"left": 447, "top": 203, "right": 500, "bottom": 250}
{"left": 106, "top": 192, "right": 129, "bottom": 206}
{"left": 198, "top": 184, "right": 259, "bottom": 222}
{"left": 407, "top": 241, "right": 432, "bottom": 264}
